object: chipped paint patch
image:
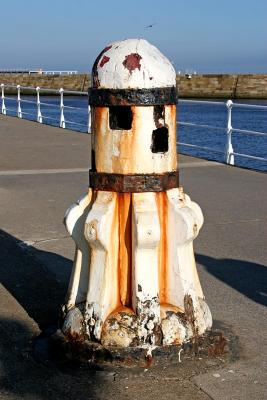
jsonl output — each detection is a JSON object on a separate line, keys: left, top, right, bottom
{"left": 161, "top": 311, "right": 187, "bottom": 345}
{"left": 92, "top": 45, "right": 112, "bottom": 87}
{"left": 135, "top": 294, "right": 162, "bottom": 346}
{"left": 123, "top": 53, "right": 142, "bottom": 73}
{"left": 99, "top": 55, "right": 110, "bottom": 68}
{"left": 84, "top": 302, "right": 103, "bottom": 340}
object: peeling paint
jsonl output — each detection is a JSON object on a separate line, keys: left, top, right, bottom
{"left": 135, "top": 294, "right": 162, "bottom": 346}
{"left": 99, "top": 55, "right": 110, "bottom": 68}
{"left": 92, "top": 45, "right": 112, "bottom": 88}
{"left": 122, "top": 53, "right": 142, "bottom": 73}
{"left": 161, "top": 311, "right": 187, "bottom": 345}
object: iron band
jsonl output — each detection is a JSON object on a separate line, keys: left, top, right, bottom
{"left": 89, "top": 170, "right": 179, "bottom": 192}
{"left": 88, "top": 87, "right": 177, "bottom": 106}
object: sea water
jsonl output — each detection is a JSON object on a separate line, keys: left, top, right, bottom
{"left": 4, "top": 96, "right": 267, "bottom": 172}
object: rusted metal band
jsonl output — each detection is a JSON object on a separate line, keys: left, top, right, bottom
{"left": 89, "top": 171, "right": 179, "bottom": 192}
{"left": 88, "top": 87, "right": 177, "bottom": 106}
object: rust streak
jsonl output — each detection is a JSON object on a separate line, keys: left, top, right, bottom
{"left": 165, "top": 104, "right": 178, "bottom": 171}
{"left": 145, "top": 354, "right": 153, "bottom": 368}
{"left": 93, "top": 107, "right": 109, "bottom": 171}
{"left": 156, "top": 192, "right": 168, "bottom": 303}
{"left": 208, "top": 332, "right": 227, "bottom": 356}
{"left": 118, "top": 193, "right": 132, "bottom": 307}
{"left": 110, "top": 194, "right": 121, "bottom": 311}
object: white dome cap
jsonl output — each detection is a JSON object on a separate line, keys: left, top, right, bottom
{"left": 92, "top": 39, "right": 176, "bottom": 89}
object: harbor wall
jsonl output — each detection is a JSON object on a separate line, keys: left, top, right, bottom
{"left": 176, "top": 74, "right": 267, "bottom": 99}
{"left": 1, "top": 73, "right": 267, "bottom": 98}
{"left": 0, "top": 73, "right": 90, "bottom": 94}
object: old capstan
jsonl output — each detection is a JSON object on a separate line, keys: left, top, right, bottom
{"left": 62, "top": 39, "right": 212, "bottom": 357}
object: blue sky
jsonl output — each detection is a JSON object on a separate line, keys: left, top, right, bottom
{"left": 1, "top": 0, "right": 266, "bottom": 73}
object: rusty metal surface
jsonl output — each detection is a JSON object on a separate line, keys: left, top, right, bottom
{"left": 37, "top": 322, "right": 237, "bottom": 368}
{"left": 118, "top": 193, "right": 132, "bottom": 306}
{"left": 88, "top": 87, "right": 177, "bottom": 106}
{"left": 89, "top": 171, "right": 179, "bottom": 192}
{"left": 91, "top": 105, "right": 178, "bottom": 175}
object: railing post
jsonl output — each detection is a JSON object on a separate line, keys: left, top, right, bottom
{"left": 87, "top": 105, "right": 91, "bottom": 133}
{"left": 1, "top": 84, "right": 6, "bottom": 115}
{"left": 17, "top": 85, "right": 22, "bottom": 118}
{"left": 59, "top": 87, "right": 65, "bottom": 128}
{"left": 225, "top": 100, "right": 234, "bottom": 165}
{"left": 36, "top": 86, "right": 43, "bottom": 123}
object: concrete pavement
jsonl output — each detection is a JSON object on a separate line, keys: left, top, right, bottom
{"left": 0, "top": 115, "right": 266, "bottom": 399}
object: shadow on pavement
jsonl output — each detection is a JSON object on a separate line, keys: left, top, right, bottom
{"left": 0, "top": 229, "right": 69, "bottom": 329}
{"left": 0, "top": 229, "right": 97, "bottom": 399}
{"left": 197, "top": 253, "right": 267, "bottom": 307}
{"left": 0, "top": 316, "right": 99, "bottom": 400}
{"left": 0, "top": 229, "right": 250, "bottom": 399}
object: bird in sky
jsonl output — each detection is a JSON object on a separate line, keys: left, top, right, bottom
{"left": 145, "top": 22, "right": 157, "bottom": 29}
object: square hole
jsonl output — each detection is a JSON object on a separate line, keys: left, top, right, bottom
{"left": 109, "top": 106, "right": 133, "bottom": 130}
{"left": 151, "top": 127, "right": 169, "bottom": 153}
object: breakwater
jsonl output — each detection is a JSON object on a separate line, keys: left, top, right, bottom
{"left": 0, "top": 73, "right": 89, "bottom": 94}
{"left": 177, "top": 74, "right": 267, "bottom": 99}
{"left": 1, "top": 73, "right": 267, "bottom": 98}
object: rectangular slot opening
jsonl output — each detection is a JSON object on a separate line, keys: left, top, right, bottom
{"left": 109, "top": 106, "right": 133, "bottom": 130}
{"left": 151, "top": 127, "right": 169, "bottom": 153}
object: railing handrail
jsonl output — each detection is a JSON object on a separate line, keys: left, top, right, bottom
{"left": 179, "top": 99, "right": 226, "bottom": 106}
{"left": 0, "top": 70, "right": 78, "bottom": 75}
{"left": 180, "top": 98, "right": 267, "bottom": 109}
{"left": 1, "top": 83, "right": 266, "bottom": 167}
{"left": 2, "top": 83, "right": 267, "bottom": 110}
{"left": 0, "top": 84, "right": 88, "bottom": 94}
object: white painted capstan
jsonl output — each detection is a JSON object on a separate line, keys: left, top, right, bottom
{"left": 92, "top": 38, "right": 176, "bottom": 89}
{"left": 62, "top": 39, "right": 212, "bottom": 360}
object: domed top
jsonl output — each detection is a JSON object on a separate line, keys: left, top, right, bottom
{"left": 92, "top": 39, "right": 176, "bottom": 89}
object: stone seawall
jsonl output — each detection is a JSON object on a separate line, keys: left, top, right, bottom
{"left": 176, "top": 74, "right": 267, "bottom": 99}
{"left": 0, "top": 73, "right": 90, "bottom": 94}
{"left": 0, "top": 73, "right": 267, "bottom": 98}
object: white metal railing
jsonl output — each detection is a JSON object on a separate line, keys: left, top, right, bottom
{"left": 0, "top": 83, "right": 266, "bottom": 166}
{"left": 38, "top": 71, "right": 78, "bottom": 75}
{"left": 0, "top": 69, "right": 78, "bottom": 75}
{"left": 0, "top": 84, "right": 90, "bottom": 133}
{"left": 177, "top": 98, "right": 267, "bottom": 165}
